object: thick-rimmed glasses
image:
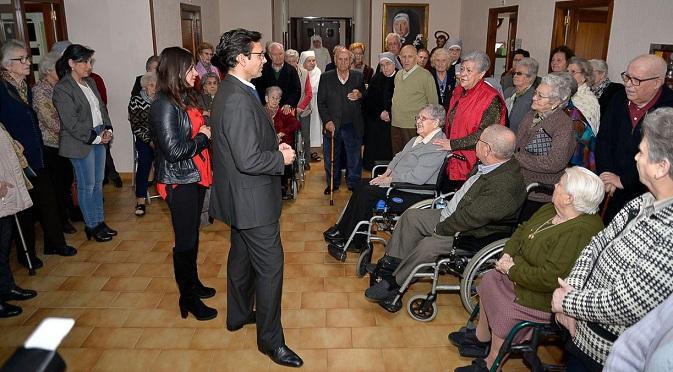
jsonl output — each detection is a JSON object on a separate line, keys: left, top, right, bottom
{"left": 10, "top": 56, "right": 31, "bottom": 64}
{"left": 249, "top": 51, "right": 266, "bottom": 60}
{"left": 621, "top": 71, "right": 658, "bottom": 86}
{"left": 533, "top": 91, "right": 551, "bottom": 100}
{"left": 513, "top": 71, "right": 528, "bottom": 77}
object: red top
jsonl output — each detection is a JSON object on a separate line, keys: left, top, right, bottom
{"left": 270, "top": 108, "right": 301, "bottom": 148}
{"left": 445, "top": 79, "right": 506, "bottom": 181}
{"left": 157, "top": 107, "right": 211, "bottom": 199}
{"left": 297, "top": 73, "right": 313, "bottom": 111}
{"left": 89, "top": 72, "right": 107, "bottom": 105}
{"left": 628, "top": 87, "right": 663, "bottom": 129}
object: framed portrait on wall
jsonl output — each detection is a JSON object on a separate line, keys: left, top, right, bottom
{"left": 382, "top": 3, "right": 429, "bottom": 50}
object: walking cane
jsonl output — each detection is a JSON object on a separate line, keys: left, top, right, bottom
{"left": 600, "top": 192, "right": 612, "bottom": 220}
{"left": 14, "top": 215, "right": 35, "bottom": 276}
{"left": 329, "top": 131, "right": 334, "bottom": 206}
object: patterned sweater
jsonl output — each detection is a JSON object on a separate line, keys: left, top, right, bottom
{"left": 128, "top": 94, "right": 152, "bottom": 144}
{"left": 563, "top": 193, "right": 673, "bottom": 364}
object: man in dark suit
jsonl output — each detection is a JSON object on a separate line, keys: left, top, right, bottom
{"left": 251, "top": 41, "right": 301, "bottom": 113}
{"left": 317, "top": 48, "right": 366, "bottom": 194}
{"left": 209, "top": 28, "right": 302, "bottom": 368}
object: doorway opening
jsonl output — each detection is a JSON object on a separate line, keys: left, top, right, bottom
{"left": 180, "top": 3, "right": 202, "bottom": 56}
{"left": 290, "top": 17, "right": 352, "bottom": 61}
{"left": 485, "top": 5, "right": 518, "bottom": 78}
{"left": 550, "top": 0, "right": 613, "bottom": 66}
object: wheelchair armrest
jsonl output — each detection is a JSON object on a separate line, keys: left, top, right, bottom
{"left": 389, "top": 182, "right": 436, "bottom": 191}
{"left": 372, "top": 162, "right": 390, "bottom": 177}
{"left": 373, "top": 160, "right": 391, "bottom": 167}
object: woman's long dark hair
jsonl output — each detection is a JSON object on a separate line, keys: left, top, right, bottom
{"left": 156, "top": 47, "right": 196, "bottom": 110}
{"left": 55, "top": 44, "right": 94, "bottom": 79}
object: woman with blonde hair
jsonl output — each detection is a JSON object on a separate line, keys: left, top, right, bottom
{"left": 349, "top": 42, "right": 373, "bottom": 84}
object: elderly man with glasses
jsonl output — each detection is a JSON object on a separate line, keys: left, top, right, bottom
{"left": 595, "top": 54, "right": 673, "bottom": 223}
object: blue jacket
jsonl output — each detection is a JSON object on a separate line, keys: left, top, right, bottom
{"left": 0, "top": 79, "right": 44, "bottom": 170}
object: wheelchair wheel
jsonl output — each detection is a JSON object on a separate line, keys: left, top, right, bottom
{"left": 406, "top": 294, "right": 438, "bottom": 322}
{"left": 459, "top": 238, "right": 508, "bottom": 314}
{"left": 291, "top": 179, "right": 298, "bottom": 199}
{"left": 356, "top": 245, "right": 373, "bottom": 277}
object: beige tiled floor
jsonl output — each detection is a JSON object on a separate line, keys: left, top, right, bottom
{"left": 0, "top": 163, "right": 563, "bottom": 371}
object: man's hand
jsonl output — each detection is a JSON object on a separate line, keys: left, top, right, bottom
{"left": 325, "top": 121, "right": 335, "bottom": 134}
{"left": 347, "top": 89, "right": 362, "bottom": 101}
{"left": 380, "top": 110, "right": 390, "bottom": 122}
{"left": 555, "top": 313, "right": 577, "bottom": 337}
{"left": 432, "top": 138, "right": 451, "bottom": 151}
{"left": 599, "top": 172, "right": 623, "bottom": 195}
{"left": 14, "top": 141, "right": 23, "bottom": 153}
{"left": 281, "top": 104, "right": 293, "bottom": 115}
{"left": 198, "top": 125, "right": 211, "bottom": 139}
{"left": 551, "top": 278, "right": 575, "bottom": 313}
{"left": 280, "top": 143, "right": 295, "bottom": 165}
{"left": 0, "top": 181, "right": 15, "bottom": 198}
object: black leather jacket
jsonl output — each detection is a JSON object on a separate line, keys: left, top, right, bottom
{"left": 149, "top": 93, "right": 209, "bottom": 185}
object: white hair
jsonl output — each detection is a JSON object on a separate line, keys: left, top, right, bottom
{"left": 563, "top": 166, "right": 605, "bottom": 214}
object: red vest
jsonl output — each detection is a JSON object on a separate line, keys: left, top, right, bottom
{"left": 445, "top": 79, "right": 506, "bottom": 180}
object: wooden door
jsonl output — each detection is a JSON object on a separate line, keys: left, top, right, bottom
{"left": 551, "top": 0, "right": 613, "bottom": 62}
{"left": 180, "top": 4, "right": 201, "bottom": 56}
{"left": 485, "top": 6, "right": 518, "bottom": 77}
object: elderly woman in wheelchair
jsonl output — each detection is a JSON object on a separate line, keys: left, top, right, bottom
{"left": 323, "top": 104, "right": 448, "bottom": 254}
{"left": 451, "top": 166, "right": 604, "bottom": 372}
{"left": 364, "top": 125, "right": 525, "bottom": 310}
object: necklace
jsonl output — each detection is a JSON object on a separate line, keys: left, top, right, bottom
{"left": 528, "top": 216, "right": 557, "bottom": 240}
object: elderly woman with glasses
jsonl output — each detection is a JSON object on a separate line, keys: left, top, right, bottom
{"left": 515, "top": 72, "right": 577, "bottom": 221}
{"left": 452, "top": 166, "right": 605, "bottom": 372}
{"left": 588, "top": 59, "right": 624, "bottom": 116}
{"left": 433, "top": 50, "right": 506, "bottom": 189}
{"left": 323, "top": 104, "right": 448, "bottom": 252}
{"left": 1, "top": 39, "right": 76, "bottom": 268}
{"left": 504, "top": 57, "right": 539, "bottom": 133}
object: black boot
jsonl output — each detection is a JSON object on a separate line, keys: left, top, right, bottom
{"left": 173, "top": 249, "right": 217, "bottom": 321}
{"left": 187, "top": 250, "right": 216, "bottom": 299}
{"left": 369, "top": 255, "right": 402, "bottom": 287}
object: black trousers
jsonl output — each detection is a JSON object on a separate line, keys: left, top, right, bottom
{"left": 14, "top": 168, "right": 66, "bottom": 256}
{"left": 336, "top": 179, "right": 430, "bottom": 241}
{"left": 42, "top": 146, "right": 74, "bottom": 224}
{"left": 165, "top": 183, "right": 206, "bottom": 253}
{"left": 0, "top": 216, "right": 15, "bottom": 297}
{"left": 104, "top": 143, "right": 121, "bottom": 181}
{"left": 228, "top": 222, "right": 285, "bottom": 351}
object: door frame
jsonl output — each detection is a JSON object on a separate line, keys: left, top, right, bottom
{"left": 485, "top": 5, "right": 518, "bottom": 77}
{"left": 550, "top": 0, "right": 613, "bottom": 59}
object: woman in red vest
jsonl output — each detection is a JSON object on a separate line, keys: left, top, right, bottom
{"left": 433, "top": 51, "right": 507, "bottom": 189}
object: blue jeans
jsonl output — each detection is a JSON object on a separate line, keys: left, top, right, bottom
{"left": 70, "top": 144, "right": 106, "bottom": 228}
{"left": 134, "top": 138, "right": 155, "bottom": 198}
{"left": 323, "top": 122, "right": 362, "bottom": 188}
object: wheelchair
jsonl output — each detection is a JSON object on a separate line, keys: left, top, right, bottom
{"left": 372, "top": 183, "right": 553, "bottom": 320}
{"left": 326, "top": 152, "right": 466, "bottom": 264}
{"left": 285, "top": 130, "right": 306, "bottom": 200}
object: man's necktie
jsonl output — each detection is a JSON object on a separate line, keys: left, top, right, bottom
{"left": 248, "top": 86, "right": 261, "bottom": 103}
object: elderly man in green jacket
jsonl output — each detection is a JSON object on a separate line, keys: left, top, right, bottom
{"left": 365, "top": 124, "right": 526, "bottom": 308}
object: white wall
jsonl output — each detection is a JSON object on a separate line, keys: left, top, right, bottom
{"left": 220, "top": 0, "right": 273, "bottom": 43}
{"left": 289, "top": 0, "right": 354, "bottom": 17}
{"left": 64, "top": 0, "right": 154, "bottom": 173}
{"left": 459, "top": 0, "right": 673, "bottom": 81}
{"left": 369, "top": 0, "right": 462, "bottom": 66}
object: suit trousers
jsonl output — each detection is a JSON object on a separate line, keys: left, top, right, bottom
{"left": 390, "top": 127, "right": 417, "bottom": 155}
{"left": 14, "top": 167, "right": 67, "bottom": 256}
{"left": 165, "top": 183, "right": 206, "bottom": 253}
{"left": 386, "top": 208, "right": 454, "bottom": 283}
{"left": 0, "top": 216, "right": 15, "bottom": 297}
{"left": 42, "top": 146, "right": 74, "bottom": 224}
{"left": 228, "top": 222, "right": 285, "bottom": 351}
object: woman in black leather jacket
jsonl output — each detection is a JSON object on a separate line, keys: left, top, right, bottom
{"left": 149, "top": 47, "right": 216, "bottom": 321}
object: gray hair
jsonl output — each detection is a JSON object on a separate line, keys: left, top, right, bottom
{"left": 563, "top": 166, "right": 605, "bottom": 214}
{"left": 482, "top": 125, "right": 516, "bottom": 159}
{"left": 0, "top": 39, "right": 26, "bottom": 68}
{"left": 285, "top": 49, "right": 299, "bottom": 61}
{"left": 540, "top": 73, "right": 572, "bottom": 109}
{"left": 334, "top": 48, "right": 354, "bottom": 63}
{"left": 517, "top": 57, "right": 539, "bottom": 78}
{"left": 568, "top": 56, "right": 594, "bottom": 85}
{"left": 145, "top": 55, "right": 160, "bottom": 71}
{"left": 268, "top": 42, "right": 284, "bottom": 53}
{"left": 642, "top": 107, "right": 673, "bottom": 179}
{"left": 420, "top": 104, "right": 446, "bottom": 126}
{"left": 140, "top": 71, "right": 157, "bottom": 88}
{"left": 461, "top": 50, "right": 490, "bottom": 73}
{"left": 430, "top": 48, "right": 450, "bottom": 67}
{"left": 265, "top": 85, "right": 282, "bottom": 97}
{"left": 589, "top": 59, "right": 608, "bottom": 74}
{"left": 38, "top": 52, "right": 59, "bottom": 78}
{"left": 385, "top": 32, "right": 402, "bottom": 45}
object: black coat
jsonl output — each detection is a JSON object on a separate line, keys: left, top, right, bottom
{"left": 597, "top": 82, "right": 624, "bottom": 117}
{"left": 251, "top": 62, "right": 301, "bottom": 107}
{"left": 429, "top": 68, "right": 453, "bottom": 110}
{"left": 317, "top": 69, "right": 366, "bottom": 136}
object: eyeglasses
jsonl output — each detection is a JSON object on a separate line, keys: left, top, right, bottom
{"left": 621, "top": 72, "right": 658, "bottom": 86}
{"left": 477, "top": 138, "right": 491, "bottom": 149}
{"left": 414, "top": 115, "right": 435, "bottom": 123}
{"left": 249, "top": 51, "right": 266, "bottom": 60}
{"left": 10, "top": 56, "right": 31, "bottom": 64}
{"left": 533, "top": 91, "right": 551, "bottom": 100}
{"left": 513, "top": 71, "right": 528, "bottom": 76}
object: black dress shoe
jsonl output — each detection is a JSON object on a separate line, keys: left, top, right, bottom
{"left": 44, "top": 245, "right": 77, "bottom": 256}
{"left": 100, "top": 222, "right": 117, "bottom": 236}
{"left": 9, "top": 286, "right": 37, "bottom": 301}
{"left": 324, "top": 186, "right": 339, "bottom": 195}
{"left": 113, "top": 177, "right": 123, "bottom": 188}
{"left": 0, "top": 301, "right": 22, "bottom": 318}
{"left": 18, "top": 256, "right": 43, "bottom": 270}
{"left": 85, "top": 225, "right": 113, "bottom": 242}
{"left": 260, "top": 345, "right": 303, "bottom": 368}
{"left": 62, "top": 221, "right": 77, "bottom": 234}
{"left": 323, "top": 226, "right": 345, "bottom": 242}
{"left": 226, "top": 311, "right": 256, "bottom": 331}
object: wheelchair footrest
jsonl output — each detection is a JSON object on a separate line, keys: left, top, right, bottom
{"left": 328, "top": 244, "right": 347, "bottom": 262}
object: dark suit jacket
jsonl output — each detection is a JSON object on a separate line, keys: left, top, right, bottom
{"left": 251, "top": 62, "right": 301, "bottom": 107}
{"left": 503, "top": 85, "right": 535, "bottom": 133}
{"left": 209, "top": 74, "right": 285, "bottom": 229}
{"left": 317, "top": 69, "right": 366, "bottom": 136}
{"left": 52, "top": 74, "right": 112, "bottom": 159}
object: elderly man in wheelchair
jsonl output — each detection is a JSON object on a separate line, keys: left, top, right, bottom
{"left": 364, "top": 125, "right": 526, "bottom": 308}
{"left": 323, "top": 104, "right": 449, "bottom": 255}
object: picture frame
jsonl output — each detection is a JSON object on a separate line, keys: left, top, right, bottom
{"left": 382, "top": 3, "right": 429, "bottom": 50}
